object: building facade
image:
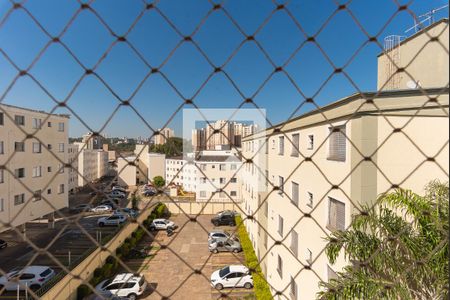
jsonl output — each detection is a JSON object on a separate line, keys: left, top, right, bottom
{"left": 154, "top": 128, "right": 174, "bottom": 145}
{"left": 0, "top": 104, "right": 69, "bottom": 232}
{"left": 240, "top": 21, "right": 449, "bottom": 299}
{"left": 73, "top": 142, "right": 109, "bottom": 187}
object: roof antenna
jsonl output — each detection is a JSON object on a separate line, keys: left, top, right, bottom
{"left": 405, "top": 4, "right": 449, "bottom": 35}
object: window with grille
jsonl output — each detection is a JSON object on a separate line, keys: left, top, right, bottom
{"left": 290, "top": 277, "right": 298, "bottom": 300}
{"left": 14, "top": 115, "right": 25, "bottom": 126}
{"left": 291, "top": 133, "right": 299, "bottom": 157}
{"left": 328, "top": 197, "right": 345, "bottom": 231}
{"left": 278, "top": 136, "right": 284, "bottom": 155}
{"left": 15, "top": 168, "right": 25, "bottom": 178}
{"left": 32, "top": 118, "right": 42, "bottom": 129}
{"left": 230, "top": 191, "right": 237, "bottom": 197}
{"left": 219, "top": 164, "right": 226, "bottom": 171}
{"left": 32, "top": 166, "right": 42, "bottom": 178}
{"left": 291, "top": 230, "right": 298, "bottom": 257}
{"left": 277, "top": 255, "right": 283, "bottom": 278}
{"left": 230, "top": 177, "right": 237, "bottom": 183}
{"left": 291, "top": 182, "right": 299, "bottom": 206}
{"left": 32, "top": 142, "right": 42, "bottom": 153}
{"left": 58, "top": 122, "right": 65, "bottom": 132}
{"left": 307, "top": 134, "right": 314, "bottom": 150}
{"left": 328, "top": 125, "right": 346, "bottom": 161}
{"left": 14, "top": 194, "right": 25, "bottom": 205}
{"left": 220, "top": 178, "right": 226, "bottom": 184}
{"left": 58, "top": 143, "right": 65, "bottom": 153}
{"left": 58, "top": 184, "right": 65, "bottom": 194}
{"left": 15, "top": 142, "right": 25, "bottom": 152}
{"left": 200, "top": 191, "right": 206, "bottom": 197}
{"left": 278, "top": 215, "right": 284, "bottom": 237}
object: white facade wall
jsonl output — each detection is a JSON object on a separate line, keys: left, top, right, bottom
{"left": 0, "top": 104, "right": 69, "bottom": 232}
{"left": 68, "top": 144, "right": 79, "bottom": 192}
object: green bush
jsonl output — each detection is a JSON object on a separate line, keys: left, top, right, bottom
{"left": 77, "top": 284, "right": 90, "bottom": 300}
{"left": 235, "top": 216, "right": 272, "bottom": 300}
{"left": 93, "top": 267, "right": 103, "bottom": 278}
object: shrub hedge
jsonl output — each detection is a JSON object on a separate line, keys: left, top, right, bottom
{"left": 235, "top": 216, "right": 273, "bottom": 300}
{"left": 77, "top": 202, "right": 168, "bottom": 300}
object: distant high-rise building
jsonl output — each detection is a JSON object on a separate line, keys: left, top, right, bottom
{"left": 192, "top": 128, "right": 206, "bottom": 152}
{"left": 154, "top": 128, "right": 174, "bottom": 145}
{"left": 82, "top": 132, "right": 103, "bottom": 150}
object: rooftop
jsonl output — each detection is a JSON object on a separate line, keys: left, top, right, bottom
{"left": 0, "top": 103, "right": 70, "bottom": 119}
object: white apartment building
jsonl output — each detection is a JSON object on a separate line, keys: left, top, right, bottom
{"left": 165, "top": 150, "right": 242, "bottom": 202}
{"left": 0, "top": 104, "right": 69, "bottom": 232}
{"left": 68, "top": 143, "right": 79, "bottom": 193}
{"left": 73, "top": 142, "right": 109, "bottom": 187}
{"left": 241, "top": 20, "right": 449, "bottom": 300}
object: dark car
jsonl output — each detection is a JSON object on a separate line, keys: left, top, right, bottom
{"left": 211, "top": 212, "right": 236, "bottom": 226}
{"left": 0, "top": 239, "right": 7, "bottom": 249}
{"left": 69, "top": 204, "right": 93, "bottom": 214}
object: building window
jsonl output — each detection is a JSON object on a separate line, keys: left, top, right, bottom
{"left": 230, "top": 164, "right": 237, "bottom": 170}
{"left": 58, "top": 184, "right": 65, "bottom": 194}
{"left": 0, "top": 112, "right": 3, "bottom": 125}
{"left": 278, "top": 215, "right": 284, "bottom": 237}
{"left": 15, "top": 168, "right": 25, "bottom": 178}
{"left": 264, "top": 200, "right": 268, "bottom": 217}
{"left": 48, "top": 144, "right": 52, "bottom": 150}
{"left": 14, "top": 194, "right": 25, "bottom": 205}
{"left": 58, "top": 143, "right": 65, "bottom": 153}
{"left": 32, "top": 142, "right": 42, "bottom": 153}
{"left": 14, "top": 115, "right": 25, "bottom": 126}
{"left": 328, "top": 197, "right": 345, "bottom": 231}
{"left": 277, "top": 255, "right": 283, "bottom": 278}
{"left": 230, "top": 177, "right": 237, "bottom": 183}
{"left": 48, "top": 166, "right": 52, "bottom": 172}
{"left": 306, "top": 248, "right": 313, "bottom": 264}
{"left": 278, "top": 176, "right": 284, "bottom": 195}
{"left": 0, "top": 198, "right": 4, "bottom": 212}
{"left": 291, "top": 182, "right": 299, "bottom": 206}
{"left": 48, "top": 122, "right": 52, "bottom": 127}
{"left": 33, "top": 190, "right": 42, "bottom": 201}
{"left": 327, "top": 265, "right": 338, "bottom": 281}
{"left": 307, "top": 135, "right": 314, "bottom": 150}
{"left": 219, "top": 164, "right": 226, "bottom": 171}
{"left": 14, "top": 142, "right": 25, "bottom": 152}
{"left": 290, "top": 277, "right": 297, "bottom": 300}
{"left": 219, "top": 178, "right": 226, "bottom": 184}
{"left": 291, "top": 133, "right": 299, "bottom": 157}
{"left": 59, "top": 164, "right": 65, "bottom": 174}
{"left": 278, "top": 136, "right": 284, "bottom": 155}
{"left": 0, "top": 169, "right": 4, "bottom": 183}
{"left": 328, "top": 125, "right": 346, "bottom": 162}
{"left": 47, "top": 189, "right": 52, "bottom": 195}
{"left": 201, "top": 164, "right": 206, "bottom": 171}
{"left": 32, "top": 118, "right": 42, "bottom": 129}
{"left": 58, "top": 122, "right": 65, "bottom": 132}
{"left": 230, "top": 191, "right": 237, "bottom": 197}
{"left": 32, "top": 166, "right": 42, "bottom": 178}
{"left": 0, "top": 141, "right": 4, "bottom": 154}
{"left": 200, "top": 191, "right": 206, "bottom": 197}
{"left": 291, "top": 230, "right": 298, "bottom": 257}
{"left": 307, "top": 192, "right": 314, "bottom": 208}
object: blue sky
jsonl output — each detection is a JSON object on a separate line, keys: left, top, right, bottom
{"left": 0, "top": 0, "right": 448, "bottom": 138}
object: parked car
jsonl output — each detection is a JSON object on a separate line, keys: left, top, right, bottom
{"left": 101, "top": 199, "right": 119, "bottom": 209}
{"left": 69, "top": 204, "right": 93, "bottom": 214}
{"left": 114, "top": 208, "right": 138, "bottom": 219}
{"left": 211, "top": 211, "right": 236, "bottom": 226}
{"left": 0, "top": 239, "right": 7, "bottom": 249}
{"left": 91, "top": 205, "right": 113, "bottom": 213}
{"left": 143, "top": 189, "right": 156, "bottom": 197}
{"left": 209, "top": 239, "right": 242, "bottom": 253}
{"left": 0, "top": 266, "right": 55, "bottom": 291}
{"left": 112, "top": 186, "right": 127, "bottom": 193}
{"left": 149, "top": 219, "right": 177, "bottom": 231}
{"left": 210, "top": 265, "right": 253, "bottom": 290}
{"left": 109, "top": 191, "right": 126, "bottom": 199}
{"left": 95, "top": 273, "right": 147, "bottom": 300}
{"left": 208, "top": 230, "right": 238, "bottom": 243}
{"left": 97, "top": 215, "right": 128, "bottom": 227}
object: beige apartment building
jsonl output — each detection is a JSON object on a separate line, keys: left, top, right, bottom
{"left": 153, "top": 128, "right": 174, "bottom": 145}
{"left": 68, "top": 143, "right": 79, "bottom": 193}
{"left": 73, "top": 142, "right": 109, "bottom": 187}
{"left": 117, "top": 145, "right": 166, "bottom": 187}
{"left": 241, "top": 20, "right": 449, "bottom": 299}
{"left": 0, "top": 104, "right": 69, "bottom": 232}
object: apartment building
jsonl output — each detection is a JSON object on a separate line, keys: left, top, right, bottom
{"left": 68, "top": 143, "right": 79, "bottom": 193}
{"left": 117, "top": 145, "right": 166, "bottom": 187}
{"left": 165, "top": 150, "right": 242, "bottom": 202}
{"left": 153, "top": 128, "right": 174, "bottom": 145}
{"left": 0, "top": 104, "right": 69, "bottom": 233}
{"left": 73, "top": 142, "right": 109, "bottom": 187}
{"left": 241, "top": 20, "right": 449, "bottom": 299}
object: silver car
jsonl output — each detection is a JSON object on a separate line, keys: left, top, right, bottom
{"left": 209, "top": 238, "right": 242, "bottom": 253}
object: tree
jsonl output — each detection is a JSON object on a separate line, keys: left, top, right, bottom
{"left": 318, "top": 180, "right": 449, "bottom": 300}
{"left": 153, "top": 176, "right": 165, "bottom": 188}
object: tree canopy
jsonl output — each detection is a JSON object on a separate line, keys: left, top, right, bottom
{"left": 318, "top": 180, "right": 449, "bottom": 300}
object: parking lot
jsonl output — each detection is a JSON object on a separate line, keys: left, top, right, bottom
{"left": 124, "top": 214, "right": 255, "bottom": 300}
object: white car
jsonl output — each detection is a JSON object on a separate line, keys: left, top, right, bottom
{"left": 210, "top": 265, "right": 253, "bottom": 290}
{"left": 0, "top": 266, "right": 55, "bottom": 291}
{"left": 91, "top": 205, "right": 113, "bottom": 213}
{"left": 98, "top": 215, "right": 128, "bottom": 227}
{"left": 149, "top": 219, "right": 176, "bottom": 231}
{"left": 95, "top": 273, "right": 147, "bottom": 300}
{"left": 112, "top": 186, "right": 127, "bottom": 193}
{"left": 208, "top": 230, "right": 238, "bottom": 243}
